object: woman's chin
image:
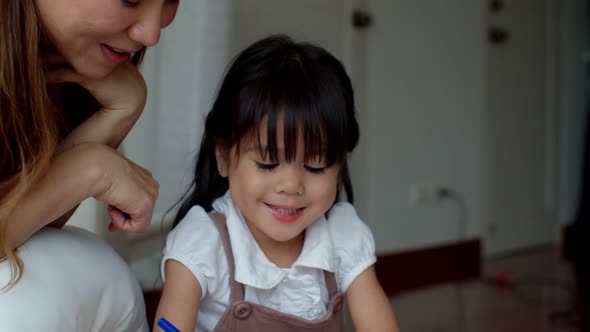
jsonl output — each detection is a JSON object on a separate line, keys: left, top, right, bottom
{"left": 72, "top": 62, "right": 116, "bottom": 80}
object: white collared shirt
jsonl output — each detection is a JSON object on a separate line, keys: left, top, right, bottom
{"left": 161, "top": 192, "right": 376, "bottom": 332}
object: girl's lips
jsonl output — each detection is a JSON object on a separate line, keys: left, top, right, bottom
{"left": 100, "top": 44, "right": 131, "bottom": 63}
{"left": 265, "top": 203, "right": 305, "bottom": 223}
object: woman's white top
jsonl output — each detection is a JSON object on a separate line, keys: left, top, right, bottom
{"left": 0, "top": 227, "right": 149, "bottom": 332}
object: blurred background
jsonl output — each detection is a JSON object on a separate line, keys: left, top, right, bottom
{"left": 69, "top": 0, "right": 589, "bottom": 331}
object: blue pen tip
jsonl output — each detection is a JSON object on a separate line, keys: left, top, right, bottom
{"left": 157, "top": 317, "right": 180, "bottom": 332}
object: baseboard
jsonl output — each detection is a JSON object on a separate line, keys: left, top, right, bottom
{"left": 375, "top": 239, "right": 481, "bottom": 297}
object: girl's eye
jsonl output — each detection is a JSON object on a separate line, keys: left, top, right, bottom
{"left": 122, "top": 0, "right": 140, "bottom": 8}
{"left": 305, "top": 165, "right": 326, "bottom": 174}
{"left": 255, "top": 162, "right": 278, "bottom": 171}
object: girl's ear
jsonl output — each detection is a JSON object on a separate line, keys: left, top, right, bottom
{"left": 215, "top": 145, "right": 228, "bottom": 177}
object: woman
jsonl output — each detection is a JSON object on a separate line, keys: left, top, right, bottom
{"left": 1, "top": 0, "right": 178, "bottom": 291}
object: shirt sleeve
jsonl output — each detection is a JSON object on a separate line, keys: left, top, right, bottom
{"left": 161, "top": 206, "right": 224, "bottom": 300}
{"left": 326, "top": 202, "right": 377, "bottom": 292}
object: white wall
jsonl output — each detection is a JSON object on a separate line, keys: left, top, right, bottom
{"left": 126, "top": 0, "right": 234, "bottom": 214}
{"left": 118, "top": 0, "right": 236, "bottom": 285}
{"left": 229, "top": 0, "right": 354, "bottom": 67}
{"left": 558, "top": 0, "right": 590, "bottom": 225}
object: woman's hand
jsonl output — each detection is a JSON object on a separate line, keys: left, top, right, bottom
{"left": 86, "top": 143, "right": 159, "bottom": 233}
{"left": 46, "top": 55, "right": 147, "bottom": 116}
{"left": 45, "top": 54, "right": 148, "bottom": 150}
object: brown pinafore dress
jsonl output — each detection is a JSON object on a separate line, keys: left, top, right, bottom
{"left": 209, "top": 213, "right": 345, "bottom": 332}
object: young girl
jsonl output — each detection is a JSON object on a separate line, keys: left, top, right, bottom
{"left": 155, "top": 35, "right": 399, "bottom": 332}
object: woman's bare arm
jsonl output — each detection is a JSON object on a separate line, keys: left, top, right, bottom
{"left": 45, "top": 61, "right": 148, "bottom": 228}
{"left": 1, "top": 143, "right": 158, "bottom": 254}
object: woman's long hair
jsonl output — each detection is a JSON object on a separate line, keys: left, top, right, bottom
{"left": 0, "top": 0, "right": 144, "bottom": 291}
{"left": 0, "top": 0, "right": 56, "bottom": 291}
{"left": 173, "top": 35, "right": 360, "bottom": 226}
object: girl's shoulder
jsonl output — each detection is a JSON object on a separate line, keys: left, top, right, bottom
{"left": 162, "top": 206, "right": 228, "bottom": 294}
{"left": 164, "top": 205, "right": 223, "bottom": 259}
{"left": 325, "top": 202, "right": 374, "bottom": 241}
{"left": 324, "top": 202, "right": 377, "bottom": 292}
{"left": 168, "top": 205, "right": 216, "bottom": 234}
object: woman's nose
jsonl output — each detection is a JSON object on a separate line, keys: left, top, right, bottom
{"left": 129, "top": 2, "right": 178, "bottom": 47}
{"left": 130, "top": 23, "right": 160, "bottom": 47}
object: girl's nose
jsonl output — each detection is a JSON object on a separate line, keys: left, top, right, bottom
{"left": 276, "top": 166, "right": 304, "bottom": 196}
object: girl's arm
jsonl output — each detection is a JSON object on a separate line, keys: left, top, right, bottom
{"left": 346, "top": 265, "right": 400, "bottom": 332}
{"left": 154, "top": 260, "right": 202, "bottom": 332}
{"left": 1, "top": 143, "right": 158, "bottom": 253}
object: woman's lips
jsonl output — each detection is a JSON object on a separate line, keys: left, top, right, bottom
{"left": 100, "top": 43, "right": 131, "bottom": 63}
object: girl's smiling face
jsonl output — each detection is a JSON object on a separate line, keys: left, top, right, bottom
{"left": 36, "top": 0, "right": 179, "bottom": 78}
{"left": 217, "top": 116, "right": 341, "bottom": 251}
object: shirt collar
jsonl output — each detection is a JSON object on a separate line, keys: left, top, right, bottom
{"left": 212, "top": 191, "right": 336, "bottom": 290}
{"left": 291, "top": 216, "right": 335, "bottom": 272}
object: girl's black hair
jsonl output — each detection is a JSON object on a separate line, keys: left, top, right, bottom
{"left": 173, "top": 35, "right": 359, "bottom": 226}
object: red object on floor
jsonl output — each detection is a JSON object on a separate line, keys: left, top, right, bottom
{"left": 494, "top": 270, "right": 512, "bottom": 288}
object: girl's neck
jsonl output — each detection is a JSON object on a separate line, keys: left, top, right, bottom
{"left": 249, "top": 226, "right": 305, "bottom": 269}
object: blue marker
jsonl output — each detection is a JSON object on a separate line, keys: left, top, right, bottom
{"left": 157, "top": 317, "right": 181, "bottom": 332}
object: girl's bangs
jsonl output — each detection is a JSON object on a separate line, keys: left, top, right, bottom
{"left": 237, "top": 59, "right": 350, "bottom": 166}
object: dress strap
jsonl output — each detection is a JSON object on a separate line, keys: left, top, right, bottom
{"left": 323, "top": 270, "right": 339, "bottom": 298}
{"left": 209, "top": 212, "right": 245, "bottom": 302}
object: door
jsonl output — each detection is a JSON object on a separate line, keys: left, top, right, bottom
{"left": 484, "top": 0, "right": 559, "bottom": 255}
{"left": 230, "top": 0, "right": 355, "bottom": 68}
{"left": 356, "top": 0, "right": 487, "bottom": 253}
